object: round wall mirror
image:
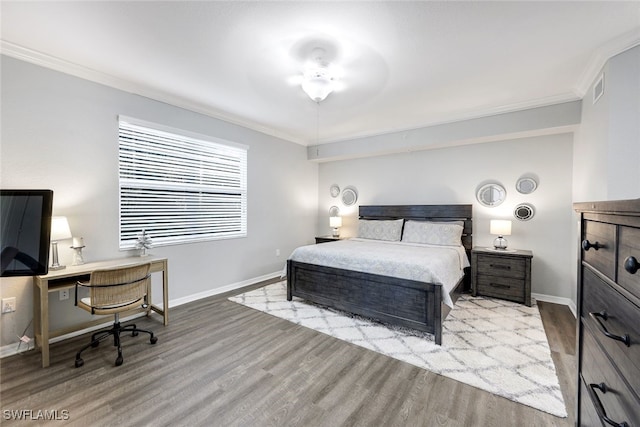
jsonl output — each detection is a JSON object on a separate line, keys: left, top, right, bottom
{"left": 329, "top": 206, "right": 340, "bottom": 217}
{"left": 341, "top": 186, "right": 358, "bottom": 206}
{"left": 330, "top": 184, "right": 340, "bottom": 198}
{"left": 514, "top": 203, "right": 535, "bottom": 221}
{"left": 476, "top": 183, "right": 506, "bottom": 207}
{"left": 516, "top": 177, "right": 538, "bottom": 194}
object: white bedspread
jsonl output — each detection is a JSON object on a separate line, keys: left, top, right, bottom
{"left": 286, "top": 238, "right": 470, "bottom": 308}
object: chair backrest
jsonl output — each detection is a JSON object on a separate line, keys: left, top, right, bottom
{"left": 88, "top": 263, "right": 151, "bottom": 309}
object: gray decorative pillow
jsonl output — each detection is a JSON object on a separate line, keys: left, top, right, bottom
{"left": 401, "top": 221, "right": 463, "bottom": 246}
{"left": 357, "top": 219, "right": 404, "bottom": 241}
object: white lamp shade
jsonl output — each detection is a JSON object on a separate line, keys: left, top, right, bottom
{"left": 490, "top": 219, "right": 512, "bottom": 236}
{"left": 50, "top": 216, "right": 72, "bottom": 241}
{"left": 329, "top": 216, "right": 343, "bottom": 228}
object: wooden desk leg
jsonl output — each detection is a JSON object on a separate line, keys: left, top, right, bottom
{"left": 162, "top": 260, "right": 169, "bottom": 326}
{"left": 33, "top": 279, "right": 41, "bottom": 350}
{"left": 40, "top": 279, "right": 50, "bottom": 368}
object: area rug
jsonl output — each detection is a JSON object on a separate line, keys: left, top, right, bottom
{"left": 228, "top": 281, "right": 567, "bottom": 418}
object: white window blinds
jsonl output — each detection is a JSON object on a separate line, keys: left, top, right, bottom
{"left": 118, "top": 117, "right": 247, "bottom": 249}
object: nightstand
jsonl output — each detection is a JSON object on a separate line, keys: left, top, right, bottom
{"left": 471, "top": 247, "right": 533, "bottom": 306}
{"left": 315, "top": 236, "right": 343, "bottom": 244}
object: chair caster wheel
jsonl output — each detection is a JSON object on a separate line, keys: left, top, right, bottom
{"left": 131, "top": 331, "right": 139, "bottom": 337}
{"left": 115, "top": 355, "right": 123, "bottom": 366}
{"left": 150, "top": 336, "right": 158, "bottom": 344}
{"left": 91, "top": 341, "right": 100, "bottom": 348}
{"left": 75, "top": 358, "right": 84, "bottom": 368}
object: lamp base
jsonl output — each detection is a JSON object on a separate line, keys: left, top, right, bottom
{"left": 49, "top": 241, "right": 66, "bottom": 270}
{"left": 332, "top": 228, "right": 340, "bottom": 237}
{"left": 493, "top": 236, "right": 508, "bottom": 250}
{"left": 72, "top": 247, "right": 85, "bottom": 266}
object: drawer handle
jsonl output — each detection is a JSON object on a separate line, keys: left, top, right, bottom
{"left": 623, "top": 256, "right": 639, "bottom": 274}
{"left": 582, "top": 239, "right": 603, "bottom": 251}
{"left": 587, "top": 382, "right": 630, "bottom": 427}
{"left": 589, "top": 311, "right": 631, "bottom": 347}
{"left": 489, "top": 264, "right": 511, "bottom": 270}
{"left": 489, "top": 283, "right": 510, "bottom": 289}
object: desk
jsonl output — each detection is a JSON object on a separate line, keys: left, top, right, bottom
{"left": 33, "top": 256, "right": 168, "bottom": 368}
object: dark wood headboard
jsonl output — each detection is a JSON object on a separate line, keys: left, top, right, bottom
{"left": 358, "top": 204, "right": 473, "bottom": 252}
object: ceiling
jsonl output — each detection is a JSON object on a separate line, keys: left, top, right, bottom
{"left": 1, "top": 1, "right": 639, "bottom": 145}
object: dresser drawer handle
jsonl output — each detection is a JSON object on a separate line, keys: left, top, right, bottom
{"left": 582, "top": 239, "right": 603, "bottom": 251}
{"left": 589, "top": 311, "right": 631, "bottom": 347}
{"left": 489, "top": 283, "right": 510, "bottom": 289}
{"left": 587, "top": 382, "right": 630, "bottom": 427}
{"left": 489, "top": 264, "right": 511, "bottom": 270}
{"left": 624, "top": 256, "right": 639, "bottom": 274}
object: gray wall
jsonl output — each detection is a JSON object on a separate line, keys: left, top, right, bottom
{"left": 318, "top": 134, "right": 575, "bottom": 302}
{"left": 0, "top": 56, "right": 318, "bottom": 345}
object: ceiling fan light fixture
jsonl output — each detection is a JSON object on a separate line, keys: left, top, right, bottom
{"left": 300, "top": 47, "right": 336, "bottom": 103}
{"left": 301, "top": 66, "right": 334, "bottom": 102}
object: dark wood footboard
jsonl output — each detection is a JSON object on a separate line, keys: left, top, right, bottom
{"left": 287, "top": 259, "right": 457, "bottom": 345}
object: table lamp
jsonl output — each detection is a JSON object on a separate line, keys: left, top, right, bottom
{"left": 490, "top": 219, "right": 512, "bottom": 250}
{"left": 330, "top": 216, "right": 342, "bottom": 237}
{"left": 50, "top": 216, "right": 72, "bottom": 270}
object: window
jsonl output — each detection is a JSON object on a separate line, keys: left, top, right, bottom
{"left": 118, "top": 117, "right": 247, "bottom": 249}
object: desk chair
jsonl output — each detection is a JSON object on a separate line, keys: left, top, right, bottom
{"left": 74, "top": 263, "right": 158, "bottom": 367}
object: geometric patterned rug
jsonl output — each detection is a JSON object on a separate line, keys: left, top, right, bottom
{"left": 228, "top": 281, "right": 567, "bottom": 418}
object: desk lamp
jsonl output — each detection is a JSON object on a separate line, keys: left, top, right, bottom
{"left": 50, "top": 216, "right": 72, "bottom": 270}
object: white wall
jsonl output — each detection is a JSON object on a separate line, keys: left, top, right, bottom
{"left": 574, "top": 45, "right": 640, "bottom": 202}
{"left": 318, "top": 134, "right": 575, "bottom": 301}
{"left": 0, "top": 56, "right": 318, "bottom": 347}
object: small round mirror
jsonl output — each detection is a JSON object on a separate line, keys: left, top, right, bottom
{"left": 330, "top": 184, "right": 340, "bottom": 198}
{"left": 329, "top": 206, "right": 340, "bottom": 217}
{"left": 476, "top": 183, "right": 506, "bottom": 207}
{"left": 514, "top": 203, "right": 535, "bottom": 221}
{"left": 341, "top": 186, "right": 358, "bottom": 206}
{"left": 516, "top": 177, "right": 538, "bottom": 194}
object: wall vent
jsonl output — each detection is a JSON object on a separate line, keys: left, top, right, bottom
{"left": 593, "top": 73, "right": 604, "bottom": 104}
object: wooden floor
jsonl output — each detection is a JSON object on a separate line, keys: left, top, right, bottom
{"left": 0, "top": 280, "right": 576, "bottom": 426}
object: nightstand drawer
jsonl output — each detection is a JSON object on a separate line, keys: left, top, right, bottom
{"left": 476, "top": 276, "right": 525, "bottom": 302}
{"left": 315, "top": 236, "right": 341, "bottom": 244}
{"left": 476, "top": 254, "right": 526, "bottom": 279}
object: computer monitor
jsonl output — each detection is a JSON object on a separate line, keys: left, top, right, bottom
{"left": 1, "top": 189, "right": 54, "bottom": 277}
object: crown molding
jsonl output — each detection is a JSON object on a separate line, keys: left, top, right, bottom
{"left": 3, "top": 30, "right": 638, "bottom": 148}
{"left": 574, "top": 28, "right": 640, "bottom": 97}
{"left": 0, "top": 40, "right": 306, "bottom": 145}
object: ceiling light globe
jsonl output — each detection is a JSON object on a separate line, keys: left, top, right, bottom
{"left": 301, "top": 67, "right": 334, "bottom": 102}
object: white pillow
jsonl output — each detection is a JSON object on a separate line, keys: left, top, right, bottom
{"left": 401, "top": 221, "right": 463, "bottom": 246}
{"left": 357, "top": 219, "right": 404, "bottom": 241}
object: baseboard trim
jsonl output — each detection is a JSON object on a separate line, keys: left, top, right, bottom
{"left": 168, "top": 271, "right": 282, "bottom": 308}
{"left": 0, "top": 271, "right": 282, "bottom": 359}
{"left": 532, "top": 292, "right": 577, "bottom": 318}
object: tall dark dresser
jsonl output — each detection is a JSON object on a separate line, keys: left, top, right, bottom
{"left": 574, "top": 199, "right": 640, "bottom": 426}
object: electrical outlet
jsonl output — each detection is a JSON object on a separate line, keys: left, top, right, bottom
{"left": 59, "top": 289, "right": 69, "bottom": 300}
{"left": 1, "top": 297, "right": 16, "bottom": 314}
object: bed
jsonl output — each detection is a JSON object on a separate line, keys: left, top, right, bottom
{"left": 286, "top": 204, "right": 472, "bottom": 345}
